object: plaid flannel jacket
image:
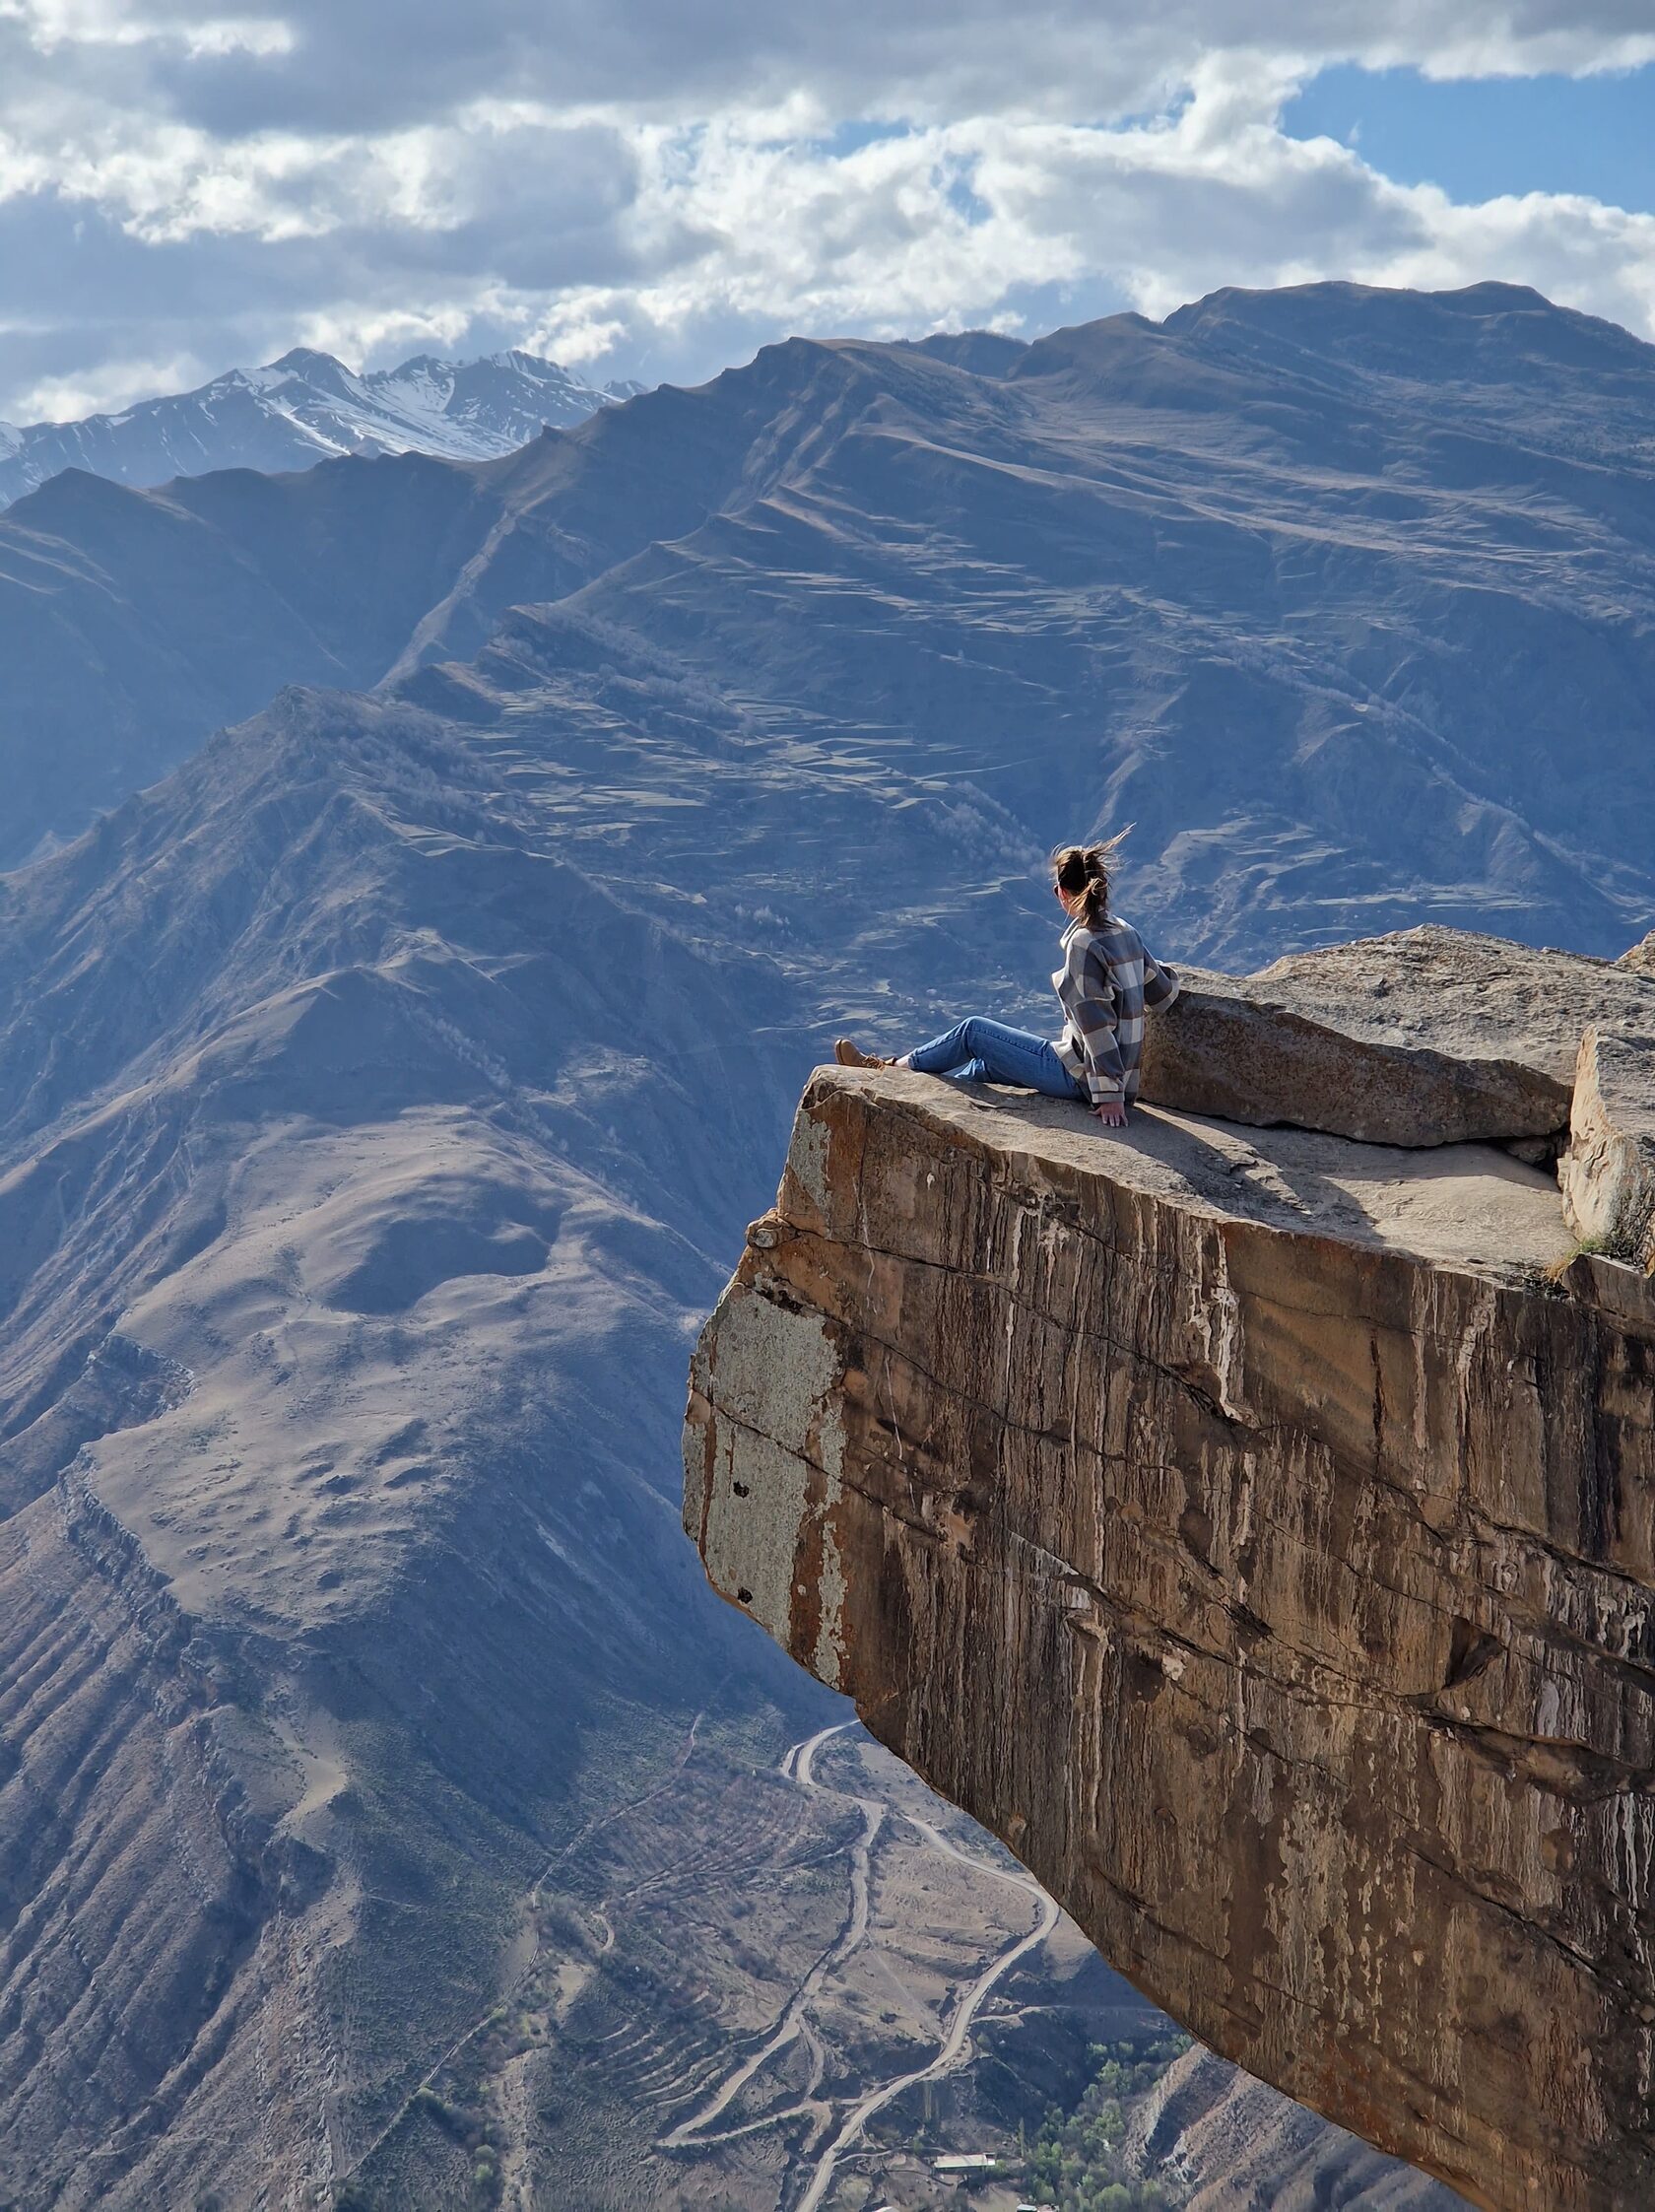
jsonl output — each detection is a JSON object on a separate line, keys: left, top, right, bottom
{"left": 1052, "top": 913, "right": 1179, "bottom": 1108}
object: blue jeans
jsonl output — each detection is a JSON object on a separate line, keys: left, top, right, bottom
{"left": 907, "top": 1016, "right": 1086, "bottom": 1102}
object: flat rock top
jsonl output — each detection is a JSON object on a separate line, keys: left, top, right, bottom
{"left": 1231, "top": 925, "right": 1655, "bottom": 1079}
{"left": 824, "top": 1067, "right": 1576, "bottom": 1283}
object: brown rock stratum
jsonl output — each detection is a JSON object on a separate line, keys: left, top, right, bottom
{"left": 684, "top": 929, "right": 1655, "bottom": 2212}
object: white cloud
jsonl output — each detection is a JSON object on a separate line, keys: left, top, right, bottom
{"left": 2, "top": 2, "right": 1655, "bottom": 417}
{"left": 518, "top": 64, "right": 1655, "bottom": 369}
{"left": 179, "top": 17, "right": 293, "bottom": 56}
{"left": 16, "top": 351, "right": 207, "bottom": 419}
{"left": 0, "top": 0, "right": 292, "bottom": 54}
{"left": 290, "top": 296, "right": 501, "bottom": 370}
{"left": 1384, "top": 25, "right": 1655, "bottom": 81}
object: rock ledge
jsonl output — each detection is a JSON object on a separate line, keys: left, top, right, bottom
{"left": 686, "top": 1063, "right": 1655, "bottom": 2212}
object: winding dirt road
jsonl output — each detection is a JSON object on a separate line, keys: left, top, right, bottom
{"left": 662, "top": 1718, "right": 1059, "bottom": 2211}
{"left": 660, "top": 1724, "right": 884, "bottom": 2152}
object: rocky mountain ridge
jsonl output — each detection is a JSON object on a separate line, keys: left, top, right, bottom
{"left": 0, "top": 345, "right": 639, "bottom": 508}
{"left": 5, "top": 280, "right": 1655, "bottom": 972}
{"left": 686, "top": 925, "right": 1655, "bottom": 2212}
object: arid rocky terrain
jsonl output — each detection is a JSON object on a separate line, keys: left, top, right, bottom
{"left": 0, "top": 587, "right": 1471, "bottom": 2207}
{"left": 7, "top": 279, "right": 1649, "bottom": 2204}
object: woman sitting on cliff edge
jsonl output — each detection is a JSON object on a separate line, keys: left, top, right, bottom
{"left": 834, "top": 837, "right": 1178, "bottom": 1129}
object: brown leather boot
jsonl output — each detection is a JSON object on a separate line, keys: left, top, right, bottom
{"left": 833, "top": 1039, "right": 893, "bottom": 1069}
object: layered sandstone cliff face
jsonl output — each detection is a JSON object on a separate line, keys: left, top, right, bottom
{"left": 684, "top": 927, "right": 1655, "bottom": 2212}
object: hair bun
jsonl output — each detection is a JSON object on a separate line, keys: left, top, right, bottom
{"left": 1052, "top": 827, "right": 1132, "bottom": 925}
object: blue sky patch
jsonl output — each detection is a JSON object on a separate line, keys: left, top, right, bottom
{"left": 1285, "top": 64, "right": 1655, "bottom": 215}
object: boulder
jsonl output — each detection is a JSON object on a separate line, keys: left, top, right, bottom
{"left": 1139, "top": 925, "right": 1655, "bottom": 1147}
{"left": 1139, "top": 973, "right": 1566, "bottom": 1146}
{"left": 1560, "top": 1026, "right": 1655, "bottom": 1272}
{"left": 1618, "top": 928, "right": 1655, "bottom": 978}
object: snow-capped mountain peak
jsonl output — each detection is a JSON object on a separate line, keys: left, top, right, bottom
{"left": 0, "top": 345, "right": 640, "bottom": 506}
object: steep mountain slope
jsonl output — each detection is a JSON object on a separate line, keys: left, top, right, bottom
{"left": 0, "top": 608, "right": 1040, "bottom": 2206}
{"left": 0, "top": 347, "right": 637, "bottom": 508}
{"left": 1123, "top": 2047, "right": 1472, "bottom": 2210}
{"left": 6, "top": 282, "right": 1655, "bottom": 972}
{"left": 555, "top": 283, "right": 1655, "bottom": 966}
{"left": 0, "top": 438, "right": 558, "bottom": 864}
{"left": 0, "top": 588, "right": 1467, "bottom": 2207}
{"left": 0, "top": 372, "right": 785, "bottom": 867}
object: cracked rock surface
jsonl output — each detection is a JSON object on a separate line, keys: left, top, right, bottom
{"left": 685, "top": 1061, "right": 1655, "bottom": 2212}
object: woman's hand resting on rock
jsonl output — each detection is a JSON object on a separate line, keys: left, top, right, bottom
{"left": 1094, "top": 1101, "right": 1128, "bottom": 1128}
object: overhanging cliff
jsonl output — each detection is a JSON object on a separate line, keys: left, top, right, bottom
{"left": 684, "top": 932, "right": 1655, "bottom": 2212}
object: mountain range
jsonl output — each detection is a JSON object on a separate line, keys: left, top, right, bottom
{"left": 1, "top": 276, "right": 1636, "bottom": 2206}
{"left": 4, "top": 281, "right": 1653, "bottom": 970}
{"left": 0, "top": 346, "right": 641, "bottom": 509}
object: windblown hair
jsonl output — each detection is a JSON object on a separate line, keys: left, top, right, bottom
{"left": 1052, "top": 829, "right": 1131, "bottom": 929}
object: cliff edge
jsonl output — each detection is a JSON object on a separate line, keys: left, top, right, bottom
{"left": 684, "top": 927, "right": 1655, "bottom": 2212}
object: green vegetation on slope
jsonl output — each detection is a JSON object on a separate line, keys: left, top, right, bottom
{"left": 1026, "top": 2035, "right": 1191, "bottom": 2211}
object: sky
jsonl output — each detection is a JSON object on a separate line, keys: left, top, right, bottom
{"left": 3, "top": 0, "right": 1655, "bottom": 423}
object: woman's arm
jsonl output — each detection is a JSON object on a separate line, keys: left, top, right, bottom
{"left": 1058, "top": 937, "right": 1129, "bottom": 1123}
{"left": 1142, "top": 947, "right": 1180, "bottom": 1011}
